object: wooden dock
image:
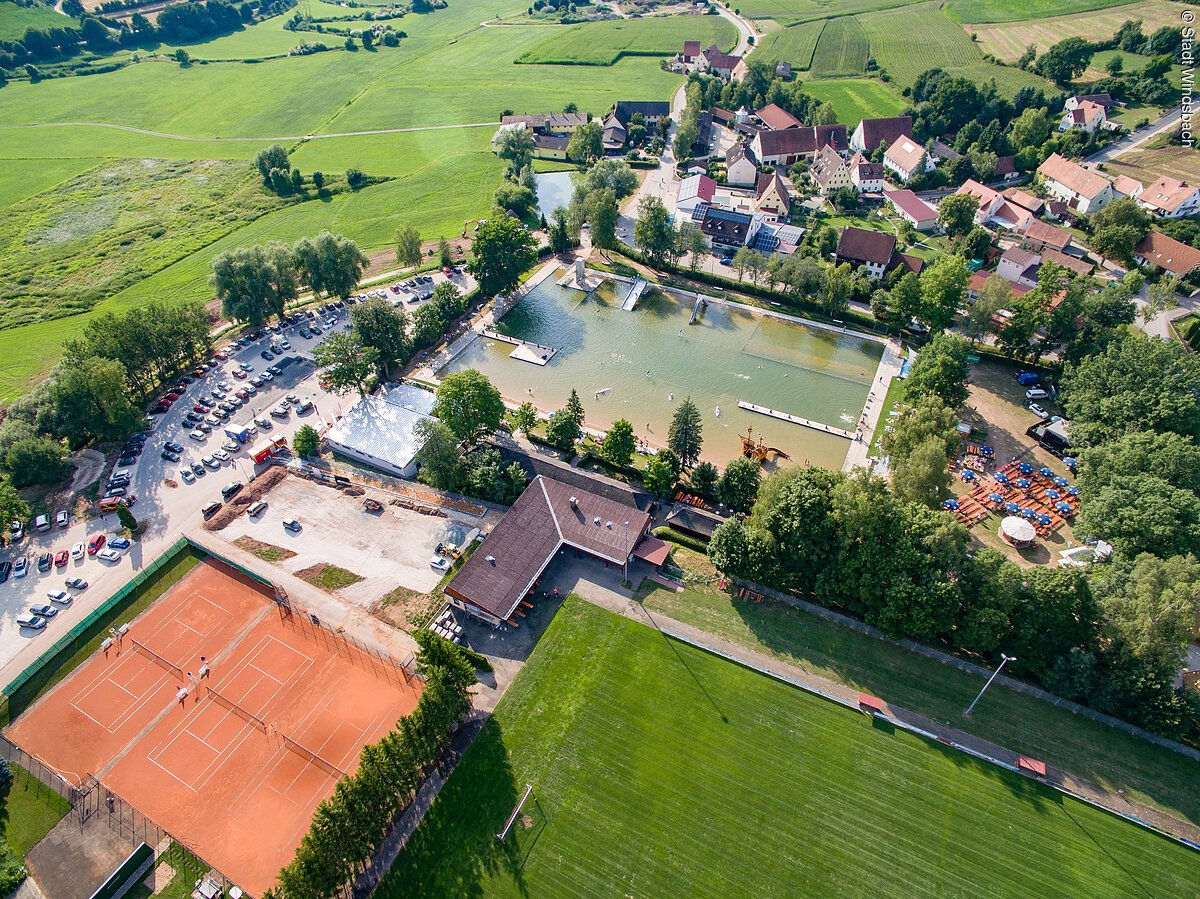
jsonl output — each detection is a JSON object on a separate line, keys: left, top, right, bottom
{"left": 737, "top": 400, "right": 854, "bottom": 440}
{"left": 621, "top": 278, "right": 649, "bottom": 312}
{"left": 482, "top": 329, "right": 557, "bottom": 365}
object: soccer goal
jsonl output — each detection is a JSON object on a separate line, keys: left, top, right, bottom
{"left": 496, "top": 784, "right": 535, "bottom": 841}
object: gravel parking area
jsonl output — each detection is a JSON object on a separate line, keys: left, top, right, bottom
{"left": 216, "top": 477, "right": 477, "bottom": 608}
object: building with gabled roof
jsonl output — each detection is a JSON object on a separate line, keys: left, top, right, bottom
{"left": 850, "top": 153, "right": 885, "bottom": 193}
{"left": 1136, "top": 177, "right": 1200, "bottom": 219}
{"left": 700, "top": 206, "right": 762, "bottom": 248}
{"left": 751, "top": 124, "right": 847, "bottom": 166}
{"left": 682, "top": 40, "right": 701, "bottom": 61}
{"left": 726, "top": 140, "right": 759, "bottom": 186}
{"left": 755, "top": 171, "right": 792, "bottom": 220}
{"left": 884, "top": 189, "right": 938, "bottom": 231}
{"left": 1134, "top": 231, "right": 1200, "bottom": 275}
{"left": 810, "top": 144, "right": 852, "bottom": 195}
{"left": 676, "top": 173, "right": 717, "bottom": 217}
{"left": 997, "top": 246, "right": 1042, "bottom": 288}
{"left": 612, "top": 101, "right": 670, "bottom": 127}
{"left": 1037, "top": 153, "right": 1114, "bottom": 213}
{"left": 755, "top": 103, "right": 802, "bottom": 131}
{"left": 1020, "top": 218, "right": 1074, "bottom": 253}
{"left": 698, "top": 44, "right": 740, "bottom": 79}
{"left": 1112, "top": 174, "right": 1144, "bottom": 199}
{"left": 850, "top": 115, "right": 913, "bottom": 153}
{"left": 445, "top": 476, "right": 652, "bottom": 626}
{"left": 324, "top": 384, "right": 436, "bottom": 479}
{"left": 1059, "top": 99, "right": 1107, "bottom": 133}
{"left": 834, "top": 226, "right": 896, "bottom": 278}
{"left": 883, "top": 135, "right": 933, "bottom": 183}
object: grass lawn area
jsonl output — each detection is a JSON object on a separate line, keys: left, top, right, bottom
{"left": 753, "top": 19, "right": 824, "bottom": 69}
{"left": 233, "top": 535, "right": 297, "bottom": 563}
{"left": 859, "top": 1, "right": 1055, "bottom": 94}
{"left": 869, "top": 370, "right": 907, "bottom": 457}
{"left": 2, "top": 764, "right": 71, "bottom": 857}
{"left": 969, "top": 0, "right": 1182, "bottom": 59}
{"left": 635, "top": 571, "right": 1200, "bottom": 828}
{"left": 735, "top": 0, "right": 919, "bottom": 26}
{"left": 1105, "top": 146, "right": 1200, "bottom": 189}
{"left": 516, "top": 15, "right": 736, "bottom": 65}
{"left": 297, "top": 562, "right": 364, "bottom": 591}
{"left": 379, "top": 599, "right": 1200, "bottom": 897}
{"left": 0, "top": 0, "right": 65, "bottom": 40}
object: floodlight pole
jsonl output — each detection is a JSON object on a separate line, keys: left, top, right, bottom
{"left": 964, "top": 654, "right": 1014, "bottom": 718}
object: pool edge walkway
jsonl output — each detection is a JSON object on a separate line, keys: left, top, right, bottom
{"left": 842, "top": 338, "right": 904, "bottom": 474}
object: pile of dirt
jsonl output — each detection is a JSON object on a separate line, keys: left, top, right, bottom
{"left": 233, "top": 535, "right": 297, "bottom": 563}
{"left": 369, "top": 584, "right": 440, "bottom": 632}
{"left": 202, "top": 466, "right": 287, "bottom": 531}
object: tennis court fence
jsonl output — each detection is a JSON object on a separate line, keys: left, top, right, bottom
{"left": 128, "top": 636, "right": 185, "bottom": 681}
{"left": 0, "top": 733, "right": 77, "bottom": 805}
{"left": 275, "top": 597, "right": 418, "bottom": 689}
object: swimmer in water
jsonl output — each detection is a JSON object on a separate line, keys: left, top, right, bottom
{"left": 668, "top": 392, "right": 674, "bottom": 402}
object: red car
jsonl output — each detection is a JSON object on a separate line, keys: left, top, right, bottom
{"left": 193, "top": 404, "right": 209, "bottom": 414}
{"left": 54, "top": 550, "right": 69, "bottom": 568}
{"left": 231, "top": 369, "right": 247, "bottom": 380}
{"left": 87, "top": 534, "right": 106, "bottom": 555}
{"left": 164, "top": 392, "right": 179, "bottom": 402}
{"left": 214, "top": 351, "right": 229, "bottom": 361}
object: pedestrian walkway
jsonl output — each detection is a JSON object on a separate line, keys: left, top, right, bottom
{"left": 843, "top": 338, "right": 903, "bottom": 473}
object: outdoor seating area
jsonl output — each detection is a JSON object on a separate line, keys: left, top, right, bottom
{"left": 945, "top": 456, "right": 1081, "bottom": 541}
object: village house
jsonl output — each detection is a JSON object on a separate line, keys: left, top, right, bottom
{"left": 725, "top": 141, "right": 759, "bottom": 186}
{"left": 995, "top": 156, "right": 1020, "bottom": 182}
{"left": 996, "top": 246, "right": 1042, "bottom": 288}
{"left": 1036, "top": 153, "right": 1115, "bottom": 213}
{"left": 883, "top": 135, "right": 934, "bottom": 183}
{"left": 849, "top": 115, "right": 913, "bottom": 154}
{"left": 751, "top": 124, "right": 847, "bottom": 166}
{"left": 1020, "top": 218, "right": 1075, "bottom": 255}
{"left": 754, "top": 103, "right": 803, "bottom": 131}
{"left": 884, "top": 189, "right": 938, "bottom": 231}
{"left": 676, "top": 173, "right": 717, "bottom": 218}
{"left": 956, "top": 179, "right": 1035, "bottom": 231}
{"left": 1134, "top": 231, "right": 1200, "bottom": 276}
{"left": 1112, "top": 174, "right": 1144, "bottom": 199}
{"left": 682, "top": 40, "right": 701, "bottom": 63}
{"left": 532, "top": 134, "right": 569, "bottom": 160}
{"left": 810, "top": 144, "right": 852, "bottom": 195}
{"left": 850, "top": 153, "right": 885, "bottom": 194}
{"left": 834, "top": 226, "right": 922, "bottom": 279}
{"left": 601, "top": 114, "right": 626, "bottom": 151}
{"left": 700, "top": 206, "right": 763, "bottom": 250}
{"left": 1059, "top": 98, "right": 1107, "bottom": 133}
{"left": 500, "top": 112, "right": 589, "bottom": 134}
{"left": 1136, "top": 177, "right": 1200, "bottom": 219}
{"left": 611, "top": 101, "right": 670, "bottom": 128}
{"left": 754, "top": 171, "right": 792, "bottom": 221}
{"left": 697, "top": 44, "right": 741, "bottom": 79}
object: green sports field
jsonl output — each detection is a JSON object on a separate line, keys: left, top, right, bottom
{"left": 378, "top": 600, "right": 1200, "bottom": 898}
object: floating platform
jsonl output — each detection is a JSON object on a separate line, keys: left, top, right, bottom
{"left": 737, "top": 400, "right": 854, "bottom": 440}
{"left": 622, "top": 278, "right": 649, "bottom": 312}
{"left": 557, "top": 266, "right": 603, "bottom": 292}
{"left": 483, "top": 329, "right": 557, "bottom": 366}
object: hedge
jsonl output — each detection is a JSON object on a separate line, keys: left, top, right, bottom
{"left": 652, "top": 525, "right": 710, "bottom": 555}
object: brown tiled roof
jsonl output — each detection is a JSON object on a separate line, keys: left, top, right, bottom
{"left": 893, "top": 252, "right": 925, "bottom": 274}
{"left": 710, "top": 106, "right": 735, "bottom": 124}
{"left": 836, "top": 226, "right": 896, "bottom": 265}
{"left": 995, "top": 155, "right": 1017, "bottom": 176}
{"left": 533, "top": 134, "right": 569, "bottom": 151}
{"left": 445, "top": 476, "right": 650, "bottom": 620}
{"left": 1021, "top": 218, "right": 1072, "bottom": 250}
{"left": 755, "top": 124, "right": 846, "bottom": 158}
{"left": 756, "top": 103, "right": 802, "bottom": 130}
{"left": 683, "top": 40, "right": 701, "bottom": 59}
{"left": 1140, "top": 177, "right": 1199, "bottom": 215}
{"left": 1075, "top": 92, "right": 1113, "bottom": 109}
{"left": 1037, "top": 153, "right": 1111, "bottom": 201}
{"left": 756, "top": 170, "right": 791, "bottom": 203}
{"left": 1136, "top": 231, "right": 1200, "bottom": 276}
{"left": 884, "top": 189, "right": 937, "bottom": 223}
{"left": 1041, "top": 247, "right": 1092, "bottom": 276}
{"left": 701, "top": 44, "right": 740, "bottom": 71}
{"left": 885, "top": 134, "right": 927, "bottom": 174}
{"left": 856, "top": 115, "right": 912, "bottom": 150}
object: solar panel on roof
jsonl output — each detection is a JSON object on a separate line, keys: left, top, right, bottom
{"left": 750, "top": 230, "right": 780, "bottom": 253}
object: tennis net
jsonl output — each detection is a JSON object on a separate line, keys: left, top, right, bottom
{"left": 128, "top": 637, "right": 184, "bottom": 680}
{"left": 279, "top": 732, "right": 346, "bottom": 779}
{"left": 207, "top": 686, "right": 268, "bottom": 733}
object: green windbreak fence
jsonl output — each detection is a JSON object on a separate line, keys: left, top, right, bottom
{"left": 89, "top": 843, "right": 154, "bottom": 899}
{"left": 1, "top": 537, "right": 200, "bottom": 725}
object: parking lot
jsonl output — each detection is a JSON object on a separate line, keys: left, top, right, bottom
{"left": 215, "top": 477, "right": 479, "bottom": 608}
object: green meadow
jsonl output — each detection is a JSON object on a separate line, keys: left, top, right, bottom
{"left": 515, "top": 15, "right": 736, "bottom": 65}
{"left": 379, "top": 600, "right": 1200, "bottom": 898}
{"left": 0, "top": 0, "right": 65, "bottom": 40}
{"left": 804, "top": 77, "right": 907, "bottom": 122}
{"left": 946, "top": 0, "right": 1142, "bottom": 24}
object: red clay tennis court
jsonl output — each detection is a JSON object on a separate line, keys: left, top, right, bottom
{"left": 7, "top": 558, "right": 422, "bottom": 896}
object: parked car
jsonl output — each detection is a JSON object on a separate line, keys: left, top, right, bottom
{"left": 117, "top": 455, "right": 138, "bottom": 467}
{"left": 0, "top": 561, "right": 10, "bottom": 583}
{"left": 255, "top": 417, "right": 272, "bottom": 430}
{"left": 221, "top": 440, "right": 240, "bottom": 453}
{"left": 16, "top": 615, "right": 46, "bottom": 630}
{"left": 54, "top": 550, "right": 69, "bottom": 567}
{"left": 202, "top": 455, "right": 220, "bottom": 470}
{"left": 54, "top": 586, "right": 79, "bottom": 600}
{"left": 282, "top": 518, "right": 301, "bottom": 532}
{"left": 1028, "top": 403, "right": 1048, "bottom": 418}
{"left": 10, "top": 520, "right": 24, "bottom": 541}
{"left": 213, "top": 449, "right": 230, "bottom": 463}
{"left": 246, "top": 501, "right": 267, "bottom": 517}
{"left": 108, "top": 537, "right": 131, "bottom": 550}
{"left": 161, "top": 449, "right": 181, "bottom": 463}
{"left": 270, "top": 406, "right": 289, "bottom": 419}
{"left": 260, "top": 350, "right": 274, "bottom": 361}
{"left": 232, "top": 369, "right": 248, "bottom": 380}
{"left": 14, "top": 557, "right": 28, "bottom": 578}
{"left": 71, "top": 542, "right": 85, "bottom": 560}
{"left": 37, "top": 552, "right": 52, "bottom": 572}
{"left": 429, "top": 555, "right": 451, "bottom": 572}
{"left": 221, "top": 481, "right": 243, "bottom": 499}
{"left": 88, "top": 534, "right": 106, "bottom": 555}
{"left": 189, "top": 430, "right": 207, "bottom": 442}
{"left": 202, "top": 501, "right": 221, "bottom": 519}
{"left": 29, "top": 604, "right": 58, "bottom": 619}
{"left": 56, "top": 509, "right": 69, "bottom": 528}
{"left": 279, "top": 339, "right": 291, "bottom": 351}
{"left": 192, "top": 462, "right": 206, "bottom": 477}
{"left": 97, "top": 548, "right": 122, "bottom": 563}
{"left": 239, "top": 361, "right": 254, "bottom": 372}
{"left": 165, "top": 441, "right": 184, "bottom": 454}
{"left": 180, "top": 468, "right": 196, "bottom": 483}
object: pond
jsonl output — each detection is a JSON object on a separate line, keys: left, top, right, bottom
{"left": 535, "top": 171, "right": 575, "bottom": 221}
{"left": 441, "top": 269, "right": 884, "bottom": 468}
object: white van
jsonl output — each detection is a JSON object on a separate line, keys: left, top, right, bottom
{"left": 1025, "top": 388, "right": 1049, "bottom": 401}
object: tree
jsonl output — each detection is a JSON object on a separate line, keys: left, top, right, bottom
{"left": 1095, "top": 554, "right": 1200, "bottom": 673}
{"left": 349, "top": 297, "right": 408, "bottom": 377}
{"left": 821, "top": 262, "right": 853, "bottom": 317}
{"left": 676, "top": 222, "right": 708, "bottom": 270}
{"left": 433, "top": 369, "right": 505, "bottom": 447}
{"left": 644, "top": 448, "right": 681, "bottom": 496}
{"left": 1077, "top": 430, "right": 1200, "bottom": 499}
{"left": 583, "top": 159, "right": 638, "bottom": 199}
{"left": 1079, "top": 477, "right": 1200, "bottom": 559}
{"left": 1062, "top": 334, "right": 1200, "bottom": 444}
{"left": 601, "top": 418, "right": 636, "bottom": 467}
{"left": 4, "top": 437, "right": 69, "bottom": 487}
{"left": 882, "top": 394, "right": 959, "bottom": 467}
{"left": 1009, "top": 106, "right": 1054, "bottom": 151}
{"left": 414, "top": 419, "right": 464, "bottom": 490}
{"left": 511, "top": 401, "right": 539, "bottom": 437}
{"left": 545, "top": 409, "right": 582, "bottom": 450}
{"left": 565, "top": 389, "right": 585, "bottom": 428}
{"left": 292, "top": 424, "right": 320, "bottom": 457}
{"left": 361, "top": 28, "right": 373, "bottom": 49}
{"left": 904, "top": 333, "right": 970, "bottom": 409}
{"left": 667, "top": 397, "right": 704, "bottom": 467}
{"left": 964, "top": 274, "right": 1009, "bottom": 344}
{"left": 494, "top": 181, "right": 536, "bottom": 217}
{"left": 468, "top": 217, "right": 537, "bottom": 297}
{"left": 891, "top": 434, "right": 953, "bottom": 507}
{"left": 918, "top": 254, "right": 968, "bottom": 333}
{"left": 313, "top": 333, "right": 378, "bottom": 396}
{"left": 346, "top": 168, "right": 367, "bottom": 189}
{"left": 312, "top": 171, "right": 325, "bottom": 189}
{"left": 1090, "top": 198, "right": 1150, "bottom": 264}
{"left": 718, "top": 456, "right": 761, "bottom": 513}
{"left": 395, "top": 222, "right": 422, "bottom": 268}
{"left": 548, "top": 207, "right": 572, "bottom": 254}
{"left": 494, "top": 126, "right": 535, "bottom": 171}
{"left": 1036, "top": 37, "right": 1094, "bottom": 84}
{"left": 294, "top": 231, "right": 369, "bottom": 298}
{"left": 634, "top": 196, "right": 675, "bottom": 267}
{"left": 210, "top": 242, "right": 298, "bottom": 326}
{"left": 567, "top": 120, "right": 603, "bottom": 165}
{"left": 254, "top": 144, "right": 289, "bottom": 182}
{"left": 690, "top": 461, "right": 719, "bottom": 499}
{"left": 937, "top": 193, "right": 978, "bottom": 240}
{"left": 588, "top": 188, "right": 619, "bottom": 251}
{"left": 115, "top": 503, "right": 139, "bottom": 536}
{"left": 438, "top": 237, "right": 454, "bottom": 269}
{"left": 887, "top": 271, "right": 922, "bottom": 325}
{"left": 0, "top": 484, "right": 30, "bottom": 535}
{"left": 811, "top": 102, "right": 838, "bottom": 126}
{"left": 51, "top": 357, "right": 141, "bottom": 446}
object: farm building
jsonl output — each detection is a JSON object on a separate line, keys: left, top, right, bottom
{"left": 849, "top": 115, "right": 913, "bottom": 153}
{"left": 884, "top": 189, "right": 937, "bottom": 231}
{"left": 751, "top": 124, "right": 847, "bottom": 166}
{"left": 445, "top": 476, "right": 653, "bottom": 627}
{"left": 677, "top": 174, "right": 717, "bottom": 218}
{"left": 754, "top": 103, "right": 802, "bottom": 131}
{"left": 533, "top": 135, "right": 569, "bottom": 160}
{"left": 834, "top": 226, "right": 921, "bottom": 279}
{"left": 323, "top": 383, "right": 436, "bottom": 479}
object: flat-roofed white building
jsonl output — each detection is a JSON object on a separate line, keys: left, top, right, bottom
{"left": 324, "top": 383, "right": 437, "bottom": 479}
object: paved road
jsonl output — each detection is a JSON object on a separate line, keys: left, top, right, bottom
{"left": 1086, "top": 107, "right": 1182, "bottom": 163}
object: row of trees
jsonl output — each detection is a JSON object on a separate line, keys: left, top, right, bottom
{"left": 268, "top": 635, "right": 476, "bottom": 898}
{"left": 210, "top": 230, "right": 368, "bottom": 326}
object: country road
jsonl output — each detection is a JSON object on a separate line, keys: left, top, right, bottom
{"left": 0, "top": 120, "right": 500, "bottom": 143}
{"left": 1086, "top": 106, "right": 1182, "bottom": 163}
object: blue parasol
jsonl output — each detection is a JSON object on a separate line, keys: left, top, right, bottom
{"left": 961, "top": 469, "right": 976, "bottom": 481}
{"left": 1018, "top": 462, "right": 1034, "bottom": 474}
{"left": 979, "top": 445, "right": 994, "bottom": 456}
{"left": 1053, "top": 476, "right": 1069, "bottom": 487}
{"left": 1067, "top": 486, "right": 1079, "bottom": 496}
{"left": 988, "top": 492, "right": 1004, "bottom": 504}
{"left": 1044, "top": 488, "right": 1060, "bottom": 499}
{"left": 994, "top": 472, "right": 1010, "bottom": 484}
{"left": 943, "top": 499, "right": 959, "bottom": 510}
{"left": 1015, "top": 478, "right": 1032, "bottom": 489}
{"left": 1039, "top": 467, "right": 1054, "bottom": 478}
{"left": 1054, "top": 501, "right": 1072, "bottom": 514}
{"left": 1036, "top": 513, "right": 1052, "bottom": 526}
{"left": 1021, "top": 507, "right": 1037, "bottom": 519}
{"left": 1062, "top": 457, "right": 1077, "bottom": 468}
{"left": 1004, "top": 502, "right": 1020, "bottom": 514}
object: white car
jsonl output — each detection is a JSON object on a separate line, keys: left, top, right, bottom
{"left": 13, "top": 556, "right": 28, "bottom": 578}
{"left": 222, "top": 440, "right": 240, "bottom": 453}
{"left": 47, "top": 589, "right": 73, "bottom": 605}
{"left": 213, "top": 449, "right": 230, "bottom": 462}
{"left": 270, "top": 406, "right": 289, "bottom": 419}
{"left": 202, "top": 455, "right": 220, "bottom": 469}
{"left": 189, "top": 429, "right": 207, "bottom": 441}
{"left": 70, "top": 542, "right": 85, "bottom": 560}
{"left": 429, "top": 555, "right": 451, "bottom": 572}
{"left": 260, "top": 371, "right": 274, "bottom": 382}
{"left": 239, "top": 361, "right": 254, "bottom": 372}
{"left": 97, "top": 548, "right": 122, "bottom": 562}
{"left": 180, "top": 468, "right": 195, "bottom": 483}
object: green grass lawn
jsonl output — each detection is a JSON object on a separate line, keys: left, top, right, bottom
{"left": 379, "top": 599, "right": 1200, "bottom": 897}
{"left": 752, "top": 19, "right": 824, "bottom": 68}
{"left": 516, "top": 15, "right": 736, "bottom": 65}
{"left": 635, "top": 574, "right": 1200, "bottom": 828}
{"left": 1, "top": 765, "right": 71, "bottom": 857}
{"left": 946, "top": 0, "right": 1142, "bottom": 23}
{"left": 859, "top": 1, "right": 1055, "bottom": 93}
{"left": 735, "top": 0, "right": 920, "bottom": 26}
{"left": 809, "top": 15, "right": 868, "bottom": 76}
{"left": 0, "top": 0, "right": 65, "bottom": 41}
{"left": 803, "top": 77, "right": 906, "bottom": 122}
